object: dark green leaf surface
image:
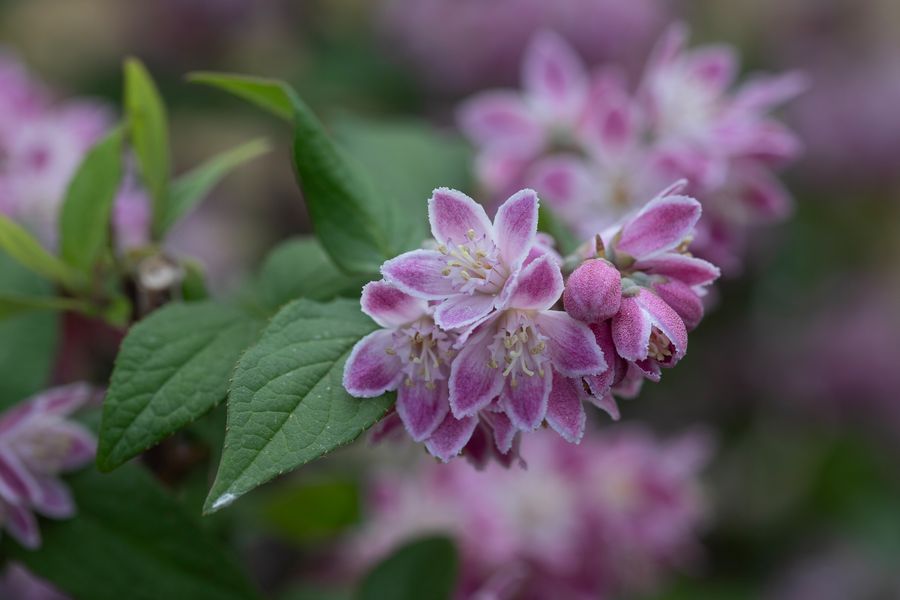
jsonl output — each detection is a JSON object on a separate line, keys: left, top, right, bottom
{"left": 204, "top": 298, "right": 393, "bottom": 513}
{"left": 2, "top": 465, "right": 261, "bottom": 600}
{"left": 357, "top": 536, "right": 458, "bottom": 600}
{"left": 97, "top": 302, "right": 264, "bottom": 471}
{"left": 59, "top": 127, "right": 124, "bottom": 271}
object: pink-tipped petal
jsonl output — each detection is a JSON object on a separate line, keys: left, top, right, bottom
{"left": 449, "top": 327, "right": 505, "bottom": 418}
{"left": 523, "top": 31, "right": 588, "bottom": 118}
{"left": 494, "top": 188, "right": 539, "bottom": 270}
{"left": 484, "top": 411, "right": 517, "bottom": 454}
{"left": 563, "top": 258, "right": 622, "bottom": 323}
{"left": 396, "top": 380, "right": 449, "bottom": 443}
{"left": 653, "top": 280, "right": 704, "bottom": 331}
{"left": 546, "top": 373, "right": 586, "bottom": 443}
{"left": 428, "top": 188, "right": 493, "bottom": 246}
{"left": 501, "top": 368, "right": 551, "bottom": 432}
{"left": 0, "top": 449, "right": 40, "bottom": 506}
{"left": 508, "top": 254, "right": 563, "bottom": 311}
{"left": 4, "top": 502, "right": 41, "bottom": 549}
{"left": 634, "top": 288, "right": 689, "bottom": 361}
{"left": 31, "top": 477, "right": 75, "bottom": 519}
{"left": 529, "top": 156, "right": 591, "bottom": 210}
{"left": 425, "top": 414, "right": 479, "bottom": 463}
{"left": 381, "top": 249, "right": 456, "bottom": 300}
{"left": 457, "top": 91, "right": 543, "bottom": 152}
{"left": 616, "top": 194, "right": 701, "bottom": 258}
{"left": 342, "top": 330, "right": 403, "bottom": 398}
{"left": 734, "top": 71, "right": 808, "bottom": 112}
{"left": 611, "top": 296, "right": 653, "bottom": 362}
{"left": 360, "top": 280, "right": 428, "bottom": 328}
{"left": 646, "top": 23, "right": 688, "bottom": 72}
{"left": 535, "top": 311, "right": 607, "bottom": 377}
{"left": 687, "top": 46, "right": 738, "bottom": 92}
{"left": 434, "top": 291, "right": 497, "bottom": 332}
{"left": 588, "top": 391, "right": 620, "bottom": 421}
{"left": 635, "top": 254, "right": 720, "bottom": 287}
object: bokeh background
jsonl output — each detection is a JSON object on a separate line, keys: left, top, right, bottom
{"left": 2, "top": 0, "right": 899, "bottom": 598}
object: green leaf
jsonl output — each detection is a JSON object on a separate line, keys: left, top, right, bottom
{"left": 2, "top": 465, "right": 261, "bottom": 600}
{"left": 0, "top": 214, "right": 84, "bottom": 290}
{"left": 0, "top": 293, "right": 92, "bottom": 319}
{"left": 538, "top": 204, "right": 581, "bottom": 256}
{"left": 188, "top": 72, "right": 295, "bottom": 121}
{"left": 0, "top": 254, "right": 58, "bottom": 408}
{"left": 124, "top": 58, "right": 170, "bottom": 236}
{"left": 59, "top": 127, "right": 124, "bottom": 271}
{"left": 257, "top": 236, "right": 369, "bottom": 309}
{"left": 357, "top": 536, "right": 458, "bottom": 600}
{"left": 161, "top": 138, "right": 271, "bottom": 234}
{"left": 204, "top": 298, "right": 394, "bottom": 513}
{"left": 97, "top": 302, "right": 264, "bottom": 472}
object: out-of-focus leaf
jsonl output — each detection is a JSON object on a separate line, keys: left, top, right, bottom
{"left": 161, "top": 138, "right": 270, "bottom": 234}
{"left": 0, "top": 254, "right": 58, "bottom": 408}
{"left": 0, "top": 215, "right": 85, "bottom": 290}
{"left": 260, "top": 479, "right": 360, "bottom": 542}
{"left": 257, "top": 236, "right": 369, "bottom": 310}
{"left": 97, "top": 302, "right": 264, "bottom": 472}
{"left": 204, "top": 298, "right": 393, "bottom": 514}
{"left": 357, "top": 536, "right": 458, "bottom": 600}
{"left": 1, "top": 465, "right": 261, "bottom": 600}
{"left": 124, "top": 58, "right": 170, "bottom": 236}
{"left": 188, "top": 72, "right": 295, "bottom": 121}
{"left": 538, "top": 204, "right": 580, "bottom": 256}
{"left": 59, "top": 127, "right": 124, "bottom": 271}
{"left": 0, "top": 293, "right": 91, "bottom": 319}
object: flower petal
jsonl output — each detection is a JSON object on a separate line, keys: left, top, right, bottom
{"left": 381, "top": 249, "right": 456, "bottom": 300}
{"left": 342, "top": 330, "right": 403, "bottom": 397}
{"left": 494, "top": 188, "right": 539, "bottom": 270}
{"left": 428, "top": 187, "right": 493, "bottom": 247}
{"left": 563, "top": 258, "right": 622, "bottom": 323}
{"left": 546, "top": 372, "right": 586, "bottom": 443}
{"left": 434, "top": 290, "right": 497, "bottom": 331}
{"left": 634, "top": 288, "right": 688, "bottom": 362}
{"left": 449, "top": 326, "right": 504, "bottom": 418}
{"left": 457, "top": 91, "right": 543, "bottom": 152}
{"left": 0, "top": 448, "right": 41, "bottom": 506}
{"left": 653, "top": 280, "right": 704, "bottom": 331}
{"left": 733, "top": 71, "right": 808, "bottom": 113}
{"left": 30, "top": 476, "right": 75, "bottom": 519}
{"left": 635, "top": 254, "right": 719, "bottom": 286}
{"left": 611, "top": 295, "right": 653, "bottom": 362}
{"left": 529, "top": 156, "right": 592, "bottom": 211}
{"left": 535, "top": 311, "right": 607, "bottom": 377}
{"left": 686, "top": 46, "right": 738, "bottom": 92}
{"left": 33, "top": 383, "right": 97, "bottom": 417}
{"left": 585, "top": 321, "right": 626, "bottom": 394}
{"left": 588, "top": 391, "right": 620, "bottom": 421}
{"left": 360, "top": 280, "right": 428, "bottom": 328}
{"left": 396, "top": 379, "right": 449, "bottom": 443}
{"left": 501, "top": 368, "right": 551, "bottom": 431}
{"left": 425, "top": 414, "right": 479, "bottom": 463}
{"left": 4, "top": 502, "right": 41, "bottom": 549}
{"left": 523, "top": 30, "right": 588, "bottom": 119}
{"left": 508, "top": 253, "right": 563, "bottom": 311}
{"left": 369, "top": 411, "right": 404, "bottom": 445}
{"left": 615, "top": 194, "right": 701, "bottom": 259}
{"left": 46, "top": 422, "right": 96, "bottom": 471}
{"left": 484, "top": 410, "right": 517, "bottom": 454}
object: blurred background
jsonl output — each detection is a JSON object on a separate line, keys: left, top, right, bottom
{"left": 2, "top": 0, "right": 899, "bottom": 598}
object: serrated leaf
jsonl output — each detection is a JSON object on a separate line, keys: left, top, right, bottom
{"left": 59, "top": 127, "right": 124, "bottom": 271}
{"left": 188, "top": 72, "right": 295, "bottom": 121}
{"left": 257, "top": 236, "right": 369, "bottom": 310}
{"left": 0, "top": 214, "right": 84, "bottom": 290}
{"left": 97, "top": 302, "right": 264, "bottom": 471}
{"left": 357, "top": 536, "right": 458, "bottom": 600}
{"left": 2, "top": 465, "right": 261, "bottom": 600}
{"left": 204, "top": 298, "right": 393, "bottom": 513}
{"left": 124, "top": 58, "right": 170, "bottom": 236}
{"left": 161, "top": 138, "right": 271, "bottom": 234}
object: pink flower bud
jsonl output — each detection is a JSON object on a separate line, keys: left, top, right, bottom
{"left": 563, "top": 258, "right": 622, "bottom": 323}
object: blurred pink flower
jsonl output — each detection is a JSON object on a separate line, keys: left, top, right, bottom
{"left": 0, "top": 563, "right": 69, "bottom": 600}
{"left": 0, "top": 384, "right": 98, "bottom": 549}
{"left": 347, "top": 427, "right": 711, "bottom": 599}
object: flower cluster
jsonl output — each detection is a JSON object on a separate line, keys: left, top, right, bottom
{"left": 459, "top": 25, "right": 804, "bottom": 273}
{"left": 0, "top": 52, "right": 150, "bottom": 251}
{"left": 346, "top": 427, "right": 711, "bottom": 599}
{"left": 344, "top": 185, "right": 717, "bottom": 463}
{"left": 0, "top": 384, "right": 98, "bottom": 549}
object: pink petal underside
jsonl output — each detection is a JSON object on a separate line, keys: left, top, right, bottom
{"left": 501, "top": 368, "right": 551, "bottom": 432}
{"left": 634, "top": 288, "right": 689, "bottom": 359}
{"left": 588, "top": 391, "right": 620, "bottom": 421}
{"left": 611, "top": 295, "right": 652, "bottom": 362}
{"left": 342, "top": 330, "right": 403, "bottom": 398}
{"left": 428, "top": 187, "right": 493, "bottom": 246}
{"left": 396, "top": 379, "right": 449, "bottom": 443}
{"left": 30, "top": 476, "right": 75, "bottom": 519}
{"left": 586, "top": 321, "right": 625, "bottom": 394}
{"left": 0, "top": 448, "right": 41, "bottom": 506}
{"left": 686, "top": 45, "right": 738, "bottom": 92}
{"left": 613, "top": 364, "right": 647, "bottom": 399}
{"left": 494, "top": 188, "right": 539, "bottom": 271}
{"left": 634, "top": 358, "right": 662, "bottom": 382}
{"left": 457, "top": 91, "right": 543, "bottom": 152}
{"left": 381, "top": 249, "right": 456, "bottom": 300}
{"left": 615, "top": 194, "right": 701, "bottom": 259}
{"left": 508, "top": 253, "right": 563, "bottom": 311}
{"left": 4, "top": 501, "right": 41, "bottom": 549}
{"left": 360, "top": 280, "right": 428, "bottom": 328}
{"left": 448, "top": 327, "right": 504, "bottom": 418}
{"left": 635, "top": 253, "right": 720, "bottom": 287}
{"left": 369, "top": 411, "right": 404, "bottom": 445}
{"left": 737, "top": 166, "right": 793, "bottom": 221}
{"left": 529, "top": 155, "right": 591, "bottom": 209}
{"left": 733, "top": 71, "right": 808, "bottom": 113}
{"left": 653, "top": 280, "right": 704, "bottom": 331}
{"left": 545, "top": 372, "right": 586, "bottom": 443}
{"left": 425, "top": 413, "right": 479, "bottom": 463}
{"left": 484, "top": 410, "right": 517, "bottom": 454}
{"left": 461, "top": 422, "right": 492, "bottom": 470}
{"left": 523, "top": 30, "right": 588, "bottom": 118}
{"left": 535, "top": 311, "right": 607, "bottom": 378}
{"left": 563, "top": 258, "right": 622, "bottom": 323}
{"left": 434, "top": 290, "right": 497, "bottom": 332}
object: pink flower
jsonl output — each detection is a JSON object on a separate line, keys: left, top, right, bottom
{"left": 0, "top": 384, "right": 98, "bottom": 549}
{"left": 0, "top": 563, "right": 69, "bottom": 600}
{"left": 345, "top": 426, "right": 711, "bottom": 599}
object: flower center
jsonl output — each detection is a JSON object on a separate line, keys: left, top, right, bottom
{"left": 486, "top": 313, "right": 549, "bottom": 388}
{"left": 647, "top": 328, "right": 673, "bottom": 362}
{"left": 437, "top": 229, "right": 507, "bottom": 295}
{"left": 386, "top": 319, "right": 453, "bottom": 389}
